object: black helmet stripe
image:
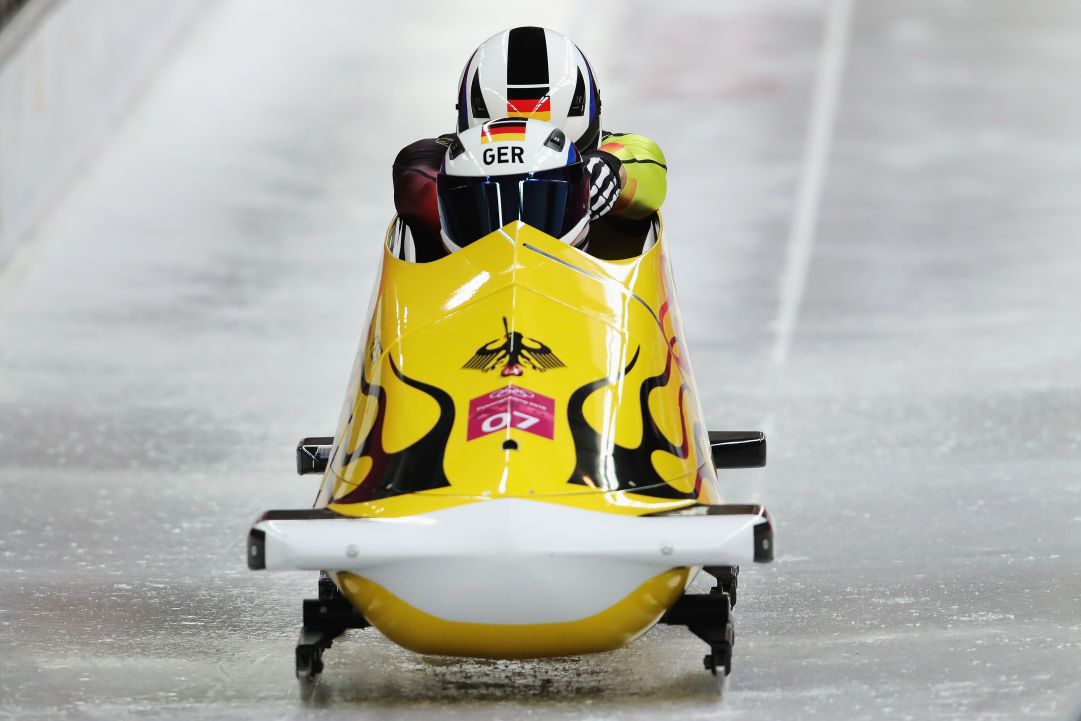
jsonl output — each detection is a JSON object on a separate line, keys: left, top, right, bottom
{"left": 470, "top": 72, "right": 490, "bottom": 119}
{"left": 568, "top": 68, "right": 586, "bottom": 117}
{"left": 457, "top": 48, "right": 480, "bottom": 131}
{"left": 507, "top": 26, "right": 548, "bottom": 85}
{"left": 577, "top": 112, "right": 601, "bottom": 152}
{"left": 507, "top": 85, "right": 550, "bottom": 100}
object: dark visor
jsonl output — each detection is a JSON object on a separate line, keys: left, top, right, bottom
{"left": 438, "top": 165, "right": 589, "bottom": 248}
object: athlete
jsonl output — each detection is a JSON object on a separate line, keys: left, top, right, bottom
{"left": 437, "top": 118, "right": 592, "bottom": 252}
{"left": 392, "top": 26, "right": 667, "bottom": 261}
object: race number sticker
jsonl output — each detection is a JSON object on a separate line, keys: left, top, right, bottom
{"left": 467, "top": 386, "right": 555, "bottom": 441}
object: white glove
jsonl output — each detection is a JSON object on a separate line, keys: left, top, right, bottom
{"left": 584, "top": 151, "right": 622, "bottom": 220}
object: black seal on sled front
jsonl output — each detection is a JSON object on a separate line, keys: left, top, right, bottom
{"left": 247, "top": 528, "right": 266, "bottom": 570}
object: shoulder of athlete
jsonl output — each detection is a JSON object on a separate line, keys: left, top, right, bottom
{"left": 392, "top": 134, "right": 456, "bottom": 175}
{"left": 595, "top": 131, "right": 667, "bottom": 219}
{"left": 598, "top": 131, "right": 667, "bottom": 168}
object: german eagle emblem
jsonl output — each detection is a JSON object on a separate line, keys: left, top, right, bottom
{"left": 463, "top": 317, "right": 565, "bottom": 377}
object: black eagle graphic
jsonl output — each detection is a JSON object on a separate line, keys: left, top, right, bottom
{"left": 463, "top": 317, "right": 565, "bottom": 377}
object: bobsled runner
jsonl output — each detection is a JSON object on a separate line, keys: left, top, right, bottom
{"left": 247, "top": 118, "right": 773, "bottom": 698}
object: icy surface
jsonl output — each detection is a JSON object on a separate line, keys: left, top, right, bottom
{"left": 2, "top": 0, "right": 1081, "bottom": 719}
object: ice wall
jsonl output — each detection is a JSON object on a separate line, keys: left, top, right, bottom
{"left": 0, "top": 0, "right": 206, "bottom": 268}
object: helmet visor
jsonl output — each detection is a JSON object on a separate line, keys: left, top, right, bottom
{"left": 438, "top": 165, "right": 588, "bottom": 248}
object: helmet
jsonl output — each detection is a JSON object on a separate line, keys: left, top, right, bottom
{"left": 437, "top": 118, "right": 590, "bottom": 251}
{"left": 456, "top": 27, "right": 602, "bottom": 151}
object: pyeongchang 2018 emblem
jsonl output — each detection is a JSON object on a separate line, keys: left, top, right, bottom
{"left": 467, "top": 385, "right": 555, "bottom": 441}
{"left": 462, "top": 317, "right": 565, "bottom": 377}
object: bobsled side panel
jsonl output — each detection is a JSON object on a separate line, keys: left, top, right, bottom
{"left": 338, "top": 567, "right": 690, "bottom": 658}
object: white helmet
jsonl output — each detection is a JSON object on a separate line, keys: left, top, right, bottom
{"left": 456, "top": 27, "right": 602, "bottom": 151}
{"left": 438, "top": 118, "right": 590, "bottom": 251}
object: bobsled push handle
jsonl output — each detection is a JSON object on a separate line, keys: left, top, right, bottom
{"left": 297, "top": 436, "right": 334, "bottom": 475}
{"left": 708, "top": 431, "right": 766, "bottom": 469}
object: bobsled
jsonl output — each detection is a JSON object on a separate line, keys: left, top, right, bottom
{"left": 247, "top": 118, "right": 773, "bottom": 697}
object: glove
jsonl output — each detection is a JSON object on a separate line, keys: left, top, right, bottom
{"left": 584, "top": 150, "right": 623, "bottom": 220}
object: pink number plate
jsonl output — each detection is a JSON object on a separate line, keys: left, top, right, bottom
{"left": 467, "top": 385, "right": 556, "bottom": 441}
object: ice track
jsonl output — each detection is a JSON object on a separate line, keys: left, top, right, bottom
{"left": 2, "top": 1, "right": 1081, "bottom": 719}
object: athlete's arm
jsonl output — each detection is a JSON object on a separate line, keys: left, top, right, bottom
{"left": 596, "top": 132, "right": 668, "bottom": 220}
{"left": 391, "top": 135, "right": 454, "bottom": 261}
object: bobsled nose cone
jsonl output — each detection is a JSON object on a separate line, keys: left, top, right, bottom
{"left": 247, "top": 499, "right": 770, "bottom": 659}
{"left": 250, "top": 499, "right": 770, "bottom": 576}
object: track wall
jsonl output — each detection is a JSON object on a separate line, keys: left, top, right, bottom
{"left": 0, "top": 0, "right": 205, "bottom": 268}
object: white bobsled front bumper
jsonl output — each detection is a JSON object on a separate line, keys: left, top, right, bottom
{"left": 248, "top": 498, "right": 771, "bottom": 625}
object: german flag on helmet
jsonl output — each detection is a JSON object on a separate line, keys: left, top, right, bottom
{"left": 480, "top": 119, "right": 528, "bottom": 144}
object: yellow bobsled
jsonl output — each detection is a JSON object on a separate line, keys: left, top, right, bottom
{"left": 247, "top": 119, "right": 773, "bottom": 697}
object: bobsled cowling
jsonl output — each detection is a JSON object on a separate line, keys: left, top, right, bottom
{"left": 254, "top": 218, "right": 774, "bottom": 659}
{"left": 317, "top": 219, "right": 722, "bottom": 514}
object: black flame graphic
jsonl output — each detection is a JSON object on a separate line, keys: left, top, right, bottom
{"left": 565, "top": 346, "right": 698, "bottom": 499}
{"left": 332, "top": 357, "right": 455, "bottom": 504}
